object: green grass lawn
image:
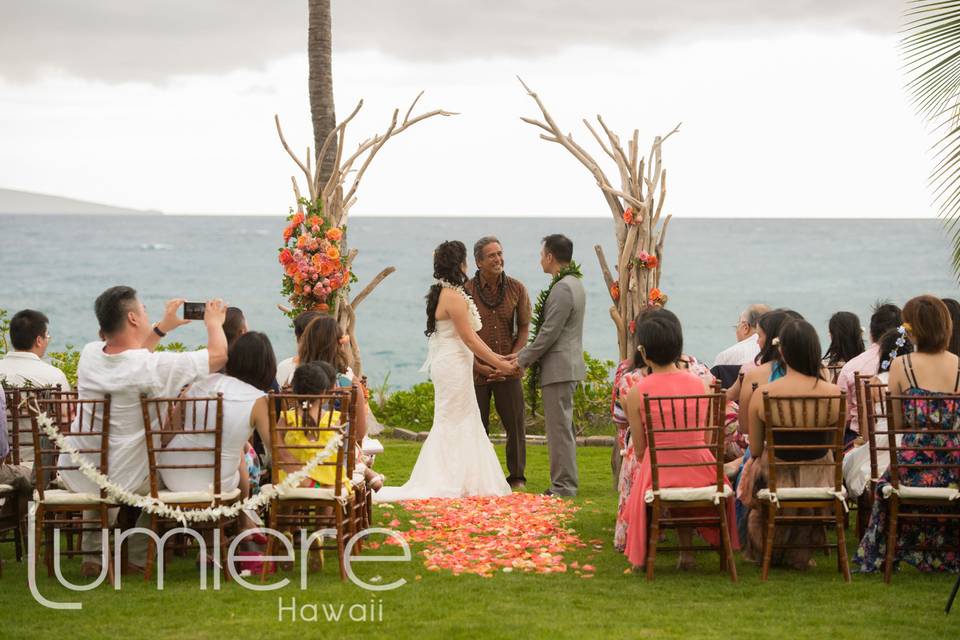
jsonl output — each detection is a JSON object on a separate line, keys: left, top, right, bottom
{"left": 2, "top": 440, "right": 958, "bottom": 639}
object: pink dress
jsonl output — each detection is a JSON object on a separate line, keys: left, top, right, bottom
{"left": 623, "top": 371, "right": 739, "bottom": 567}
{"left": 612, "top": 356, "right": 715, "bottom": 551}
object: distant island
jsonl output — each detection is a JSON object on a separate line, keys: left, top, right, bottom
{"left": 0, "top": 187, "right": 161, "bottom": 215}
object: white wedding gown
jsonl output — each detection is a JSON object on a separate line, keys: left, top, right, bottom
{"left": 373, "top": 319, "right": 512, "bottom": 502}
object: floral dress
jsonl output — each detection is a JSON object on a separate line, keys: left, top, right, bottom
{"left": 855, "top": 356, "right": 960, "bottom": 573}
{"left": 611, "top": 355, "right": 715, "bottom": 551}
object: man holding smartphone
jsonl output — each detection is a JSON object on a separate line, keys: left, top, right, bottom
{"left": 59, "top": 286, "right": 229, "bottom": 576}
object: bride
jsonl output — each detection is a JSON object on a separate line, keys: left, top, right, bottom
{"left": 374, "top": 241, "right": 515, "bottom": 502}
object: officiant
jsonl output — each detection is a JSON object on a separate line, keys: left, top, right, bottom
{"left": 464, "top": 236, "right": 531, "bottom": 490}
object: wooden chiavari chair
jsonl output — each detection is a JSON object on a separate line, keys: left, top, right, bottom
{"left": 27, "top": 394, "right": 114, "bottom": 581}
{"left": 263, "top": 388, "right": 356, "bottom": 580}
{"left": 826, "top": 363, "right": 844, "bottom": 384}
{"left": 140, "top": 392, "right": 241, "bottom": 580}
{"left": 854, "top": 373, "right": 889, "bottom": 540}
{"left": 642, "top": 391, "right": 737, "bottom": 582}
{"left": 876, "top": 391, "right": 960, "bottom": 584}
{"left": 756, "top": 392, "right": 850, "bottom": 582}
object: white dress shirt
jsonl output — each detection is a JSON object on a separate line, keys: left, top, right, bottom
{"left": 60, "top": 341, "right": 209, "bottom": 493}
{"left": 713, "top": 333, "right": 760, "bottom": 367}
{"left": 0, "top": 351, "right": 71, "bottom": 390}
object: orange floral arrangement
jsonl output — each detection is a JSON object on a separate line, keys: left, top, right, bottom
{"left": 610, "top": 282, "right": 620, "bottom": 301}
{"left": 279, "top": 198, "right": 356, "bottom": 316}
{"left": 633, "top": 250, "right": 658, "bottom": 270}
{"left": 622, "top": 207, "right": 636, "bottom": 225}
{"left": 648, "top": 287, "right": 668, "bottom": 307}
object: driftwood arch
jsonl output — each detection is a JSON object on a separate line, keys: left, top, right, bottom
{"left": 276, "top": 92, "right": 456, "bottom": 375}
{"left": 519, "top": 78, "right": 679, "bottom": 361}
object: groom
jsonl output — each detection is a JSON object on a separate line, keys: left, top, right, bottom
{"left": 511, "top": 234, "right": 585, "bottom": 497}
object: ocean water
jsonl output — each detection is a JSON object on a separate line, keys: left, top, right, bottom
{"left": 1, "top": 214, "right": 957, "bottom": 389}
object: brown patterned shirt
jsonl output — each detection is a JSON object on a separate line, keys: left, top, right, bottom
{"left": 464, "top": 272, "right": 532, "bottom": 385}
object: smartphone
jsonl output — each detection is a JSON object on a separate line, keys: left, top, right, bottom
{"left": 182, "top": 301, "right": 205, "bottom": 320}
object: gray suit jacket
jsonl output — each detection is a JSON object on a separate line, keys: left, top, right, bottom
{"left": 518, "top": 275, "right": 586, "bottom": 386}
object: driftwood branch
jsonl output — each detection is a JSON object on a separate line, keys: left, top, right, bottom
{"left": 351, "top": 266, "right": 397, "bottom": 310}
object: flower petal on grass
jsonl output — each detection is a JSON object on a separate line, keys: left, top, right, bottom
{"left": 383, "top": 493, "right": 583, "bottom": 578}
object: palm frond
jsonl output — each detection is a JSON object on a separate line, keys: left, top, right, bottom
{"left": 902, "top": 0, "right": 960, "bottom": 276}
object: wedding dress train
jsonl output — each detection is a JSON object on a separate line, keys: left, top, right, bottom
{"left": 373, "top": 319, "right": 512, "bottom": 502}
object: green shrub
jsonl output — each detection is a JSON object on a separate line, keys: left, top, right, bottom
{"left": 372, "top": 351, "right": 616, "bottom": 437}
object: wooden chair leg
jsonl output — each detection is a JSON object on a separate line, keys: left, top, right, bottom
{"left": 646, "top": 504, "right": 660, "bottom": 582}
{"left": 144, "top": 514, "right": 157, "bottom": 581}
{"left": 883, "top": 498, "right": 899, "bottom": 584}
{"left": 100, "top": 506, "right": 114, "bottom": 586}
{"left": 336, "top": 508, "right": 347, "bottom": 581}
{"left": 761, "top": 502, "right": 776, "bottom": 581}
{"left": 44, "top": 521, "right": 54, "bottom": 577}
{"left": 718, "top": 500, "right": 737, "bottom": 582}
{"left": 261, "top": 507, "right": 277, "bottom": 583}
{"left": 834, "top": 501, "right": 851, "bottom": 583}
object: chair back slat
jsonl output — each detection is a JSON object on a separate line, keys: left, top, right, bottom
{"left": 140, "top": 393, "right": 225, "bottom": 499}
{"left": 858, "top": 377, "right": 890, "bottom": 482}
{"left": 4, "top": 385, "right": 62, "bottom": 465}
{"left": 882, "top": 392, "right": 960, "bottom": 491}
{"left": 826, "top": 363, "right": 844, "bottom": 384}
{"left": 761, "top": 392, "right": 846, "bottom": 494}
{"left": 267, "top": 390, "right": 355, "bottom": 496}
{"left": 642, "top": 392, "right": 726, "bottom": 495}
{"left": 27, "top": 394, "right": 111, "bottom": 500}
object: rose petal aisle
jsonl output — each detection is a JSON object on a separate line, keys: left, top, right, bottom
{"left": 380, "top": 493, "right": 586, "bottom": 578}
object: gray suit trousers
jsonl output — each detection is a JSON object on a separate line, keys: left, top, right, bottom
{"left": 541, "top": 381, "right": 578, "bottom": 496}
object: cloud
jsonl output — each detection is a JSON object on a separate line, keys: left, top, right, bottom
{"left": 1, "top": 0, "right": 902, "bottom": 83}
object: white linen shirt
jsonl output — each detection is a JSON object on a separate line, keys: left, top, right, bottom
{"left": 713, "top": 333, "right": 760, "bottom": 367}
{"left": 0, "top": 351, "right": 71, "bottom": 390}
{"left": 60, "top": 341, "right": 209, "bottom": 494}
{"left": 275, "top": 356, "right": 297, "bottom": 388}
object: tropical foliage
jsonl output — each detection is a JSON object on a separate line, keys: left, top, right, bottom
{"left": 372, "top": 352, "right": 616, "bottom": 437}
{"left": 902, "top": 0, "right": 960, "bottom": 274}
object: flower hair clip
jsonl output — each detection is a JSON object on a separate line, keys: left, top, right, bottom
{"left": 881, "top": 325, "right": 909, "bottom": 372}
{"left": 771, "top": 337, "right": 781, "bottom": 347}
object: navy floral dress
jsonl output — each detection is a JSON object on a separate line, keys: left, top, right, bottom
{"left": 855, "top": 356, "right": 960, "bottom": 573}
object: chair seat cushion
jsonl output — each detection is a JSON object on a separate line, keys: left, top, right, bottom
{"left": 260, "top": 483, "right": 352, "bottom": 503}
{"left": 757, "top": 486, "right": 847, "bottom": 502}
{"left": 644, "top": 485, "right": 733, "bottom": 504}
{"left": 33, "top": 489, "right": 104, "bottom": 505}
{"left": 361, "top": 437, "right": 384, "bottom": 456}
{"left": 881, "top": 485, "right": 960, "bottom": 501}
{"left": 156, "top": 488, "right": 241, "bottom": 504}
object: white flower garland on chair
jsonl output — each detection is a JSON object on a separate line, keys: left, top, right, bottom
{"left": 33, "top": 409, "right": 342, "bottom": 526}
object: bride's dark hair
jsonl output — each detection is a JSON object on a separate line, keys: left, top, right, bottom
{"left": 425, "top": 240, "right": 468, "bottom": 336}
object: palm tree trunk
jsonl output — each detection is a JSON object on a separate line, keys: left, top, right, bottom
{"left": 308, "top": 0, "right": 337, "bottom": 189}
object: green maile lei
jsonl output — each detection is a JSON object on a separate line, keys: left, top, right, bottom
{"left": 526, "top": 261, "right": 583, "bottom": 401}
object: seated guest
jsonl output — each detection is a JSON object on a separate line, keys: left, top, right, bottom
{"left": 59, "top": 287, "right": 228, "bottom": 575}
{"left": 223, "top": 306, "right": 248, "bottom": 348}
{"left": 713, "top": 304, "right": 769, "bottom": 367}
{"left": 621, "top": 311, "right": 736, "bottom": 570}
{"left": 612, "top": 308, "right": 715, "bottom": 552}
{"left": 941, "top": 298, "right": 960, "bottom": 356}
{"left": 159, "top": 332, "right": 276, "bottom": 494}
{"left": 743, "top": 319, "right": 843, "bottom": 570}
{"left": 0, "top": 309, "right": 71, "bottom": 390}
{"left": 299, "top": 315, "right": 368, "bottom": 442}
{"left": 856, "top": 295, "right": 960, "bottom": 573}
{"left": 0, "top": 384, "right": 32, "bottom": 499}
{"left": 279, "top": 361, "right": 352, "bottom": 489}
{"left": 275, "top": 310, "right": 323, "bottom": 387}
{"left": 843, "top": 327, "right": 914, "bottom": 498}
{"left": 823, "top": 311, "right": 865, "bottom": 368}
{"left": 836, "top": 302, "right": 902, "bottom": 437}
{"left": 738, "top": 309, "right": 803, "bottom": 436}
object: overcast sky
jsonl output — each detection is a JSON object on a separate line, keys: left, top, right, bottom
{"left": 0, "top": 0, "right": 933, "bottom": 217}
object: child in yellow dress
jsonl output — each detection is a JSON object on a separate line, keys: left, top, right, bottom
{"left": 279, "top": 361, "right": 351, "bottom": 489}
